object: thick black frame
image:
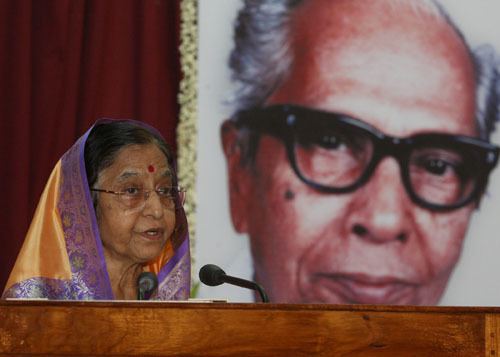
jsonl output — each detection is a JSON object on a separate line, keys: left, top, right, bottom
{"left": 235, "top": 104, "right": 500, "bottom": 212}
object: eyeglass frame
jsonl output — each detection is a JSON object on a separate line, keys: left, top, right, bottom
{"left": 90, "top": 186, "right": 186, "bottom": 210}
{"left": 234, "top": 104, "right": 500, "bottom": 212}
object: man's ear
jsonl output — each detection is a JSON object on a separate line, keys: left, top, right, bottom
{"left": 221, "top": 119, "right": 254, "bottom": 233}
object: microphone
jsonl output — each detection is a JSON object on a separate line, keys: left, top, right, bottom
{"left": 199, "top": 264, "right": 269, "bottom": 303}
{"left": 137, "top": 272, "right": 158, "bottom": 300}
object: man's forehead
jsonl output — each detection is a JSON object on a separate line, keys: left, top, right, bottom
{"left": 292, "top": 0, "right": 442, "bottom": 18}
{"left": 267, "top": 0, "right": 476, "bottom": 137}
{"left": 280, "top": 0, "right": 475, "bottom": 99}
{"left": 290, "top": 0, "right": 450, "bottom": 45}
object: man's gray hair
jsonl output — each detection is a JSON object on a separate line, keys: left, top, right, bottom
{"left": 229, "top": 0, "right": 500, "bottom": 143}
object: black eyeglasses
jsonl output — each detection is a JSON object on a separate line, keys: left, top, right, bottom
{"left": 235, "top": 104, "right": 499, "bottom": 211}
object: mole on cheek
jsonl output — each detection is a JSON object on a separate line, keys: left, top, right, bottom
{"left": 284, "top": 189, "right": 295, "bottom": 200}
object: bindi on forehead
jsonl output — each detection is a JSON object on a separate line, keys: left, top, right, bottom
{"left": 148, "top": 165, "right": 155, "bottom": 173}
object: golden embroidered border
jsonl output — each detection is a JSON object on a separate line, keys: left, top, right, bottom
{"left": 178, "top": 0, "right": 198, "bottom": 276}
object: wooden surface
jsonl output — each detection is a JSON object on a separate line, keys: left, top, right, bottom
{"left": 1, "top": 300, "right": 500, "bottom": 356}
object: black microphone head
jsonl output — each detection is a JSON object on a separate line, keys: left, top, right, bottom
{"left": 199, "top": 264, "right": 226, "bottom": 286}
{"left": 137, "top": 272, "right": 158, "bottom": 299}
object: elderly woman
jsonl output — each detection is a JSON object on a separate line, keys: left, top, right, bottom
{"left": 2, "top": 119, "right": 190, "bottom": 300}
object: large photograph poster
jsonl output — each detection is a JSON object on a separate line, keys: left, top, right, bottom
{"left": 195, "top": 0, "right": 500, "bottom": 305}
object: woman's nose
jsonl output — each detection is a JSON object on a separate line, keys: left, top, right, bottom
{"left": 142, "top": 190, "right": 164, "bottom": 218}
{"left": 346, "top": 158, "right": 412, "bottom": 244}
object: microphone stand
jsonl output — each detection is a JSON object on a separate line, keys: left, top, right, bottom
{"left": 223, "top": 275, "right": 269, "bottom": 303}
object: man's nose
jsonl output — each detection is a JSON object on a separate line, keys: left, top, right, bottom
{"left": 346, "top": 158, "right": 412, "bottom": 244}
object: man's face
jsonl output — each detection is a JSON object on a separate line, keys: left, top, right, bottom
{"left": 225, "top": 0, "right": 477, "bottom": 304}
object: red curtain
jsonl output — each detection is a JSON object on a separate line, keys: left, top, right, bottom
{"left": 0, "top": 0, "right": 181, "bottom": 290}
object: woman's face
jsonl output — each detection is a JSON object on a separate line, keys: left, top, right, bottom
{"left": 95, "top": 143, "right": 176, "bottom": 266}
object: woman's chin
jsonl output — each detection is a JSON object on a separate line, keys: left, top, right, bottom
{"left": 132, "top": 240, "right": 167, "bottom": 263}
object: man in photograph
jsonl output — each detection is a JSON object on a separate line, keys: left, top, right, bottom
{"left": 221, "top": 0, "right": 500, "bottom": 304}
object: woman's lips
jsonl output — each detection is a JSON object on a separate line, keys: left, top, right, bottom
{"left": 138, "top": 228, "right": 165, "bottom": 241}
{"left": 312, "top": 272, "right": 418, "bottom": 304}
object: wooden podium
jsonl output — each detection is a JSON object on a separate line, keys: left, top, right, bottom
{"left": 1, "top": 300, "right": 500, "bottom": 356}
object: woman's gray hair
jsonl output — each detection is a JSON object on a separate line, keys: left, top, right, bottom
{"left": 229, "top": 0, "right": 500, "bottom": 147}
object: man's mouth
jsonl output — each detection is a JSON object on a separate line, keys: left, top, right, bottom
{"left": 313, "top": 272, "right": 418, "bottom": 305}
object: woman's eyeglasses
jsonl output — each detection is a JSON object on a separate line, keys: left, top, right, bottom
{"left": 235, "top": 104, "right": 499, "bottom": 211}
{"left": 90, "top": 186, "right": 186, "bottom": 210}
